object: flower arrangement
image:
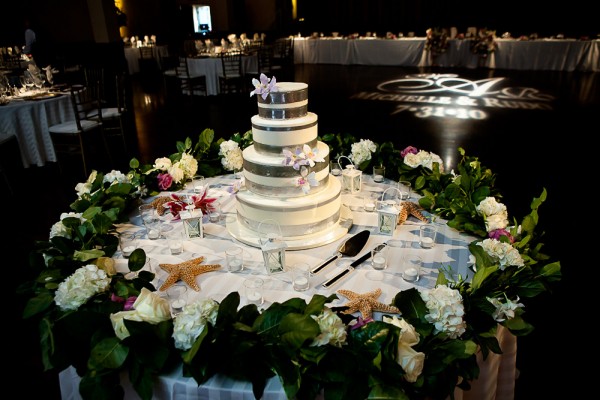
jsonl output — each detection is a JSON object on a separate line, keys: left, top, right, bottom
{"left": 471, "top": 29, "right": 497, "bottom": 57}
{"left": 425, "top": 27, "right": 449, "bottom": 56}
{"left": 283, "top": 144, "right": 325, "bottom": 194}
{"left": 18, "top": 131, "right": 561, "bottom": 400}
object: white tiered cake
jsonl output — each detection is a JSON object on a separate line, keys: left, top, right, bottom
{"left": 228, "top": 81, "right": 348, "bottom": 249}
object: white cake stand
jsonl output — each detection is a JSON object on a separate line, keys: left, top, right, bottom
{"left": 226, "top": 207, "right": 353, "bottom": 250}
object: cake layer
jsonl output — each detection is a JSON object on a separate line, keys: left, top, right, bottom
{"left": 236, "top": 177, "right": 342, "bottom": 237}
{"left": 243, "top": 141, "right": 330, "bottom": 196}
{"left": 251, "top": 112, "right": 318, "bottom": 150}
{"left": 257, "top": 82, "right": 309, "bottom": 119}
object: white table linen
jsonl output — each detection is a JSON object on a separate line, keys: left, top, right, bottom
{"left": 187, "top": 55, "right": 257, "bottom": 96}
{"left": 58, "top": 173, "right": 517, "bottom": 399}
{"left": 124, "top": 45, "right": 170, "bottom": 75}
{"left": 293, "top": 37, "right": 599, "bottom": 71}
{"left": 0, "top": 93, "right": 74, "bottom": 167}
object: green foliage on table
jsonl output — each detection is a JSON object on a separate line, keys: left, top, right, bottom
{"left": 17, "top": 131, "right": 562, "bottom": 400}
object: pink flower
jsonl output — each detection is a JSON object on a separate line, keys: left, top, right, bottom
{"left": 157, "top": 173, "right": 173, "bottom": 190}
{"left": 111, "top": 293, "right": 125, "bottom": 303}
{"left": 488, "top": 228, "right": 514, "bottom": 243}
{"left": 350, "top": 316, "right": 374, "bottom": 330}
{"left": 124, "top": 296, "right": 137, "bottom": 311}
{"left": 401, "top": 146, "right": 419, "bottom": 158}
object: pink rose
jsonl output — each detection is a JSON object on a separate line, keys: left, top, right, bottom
{"left": 401, "top": 146, "right": 418, "bottom": 158}
{"left": 157, "top": 173, "right": 173, "bottom": 190}
{"left": 488, "top": 228, "right": 514, "bottom": 243}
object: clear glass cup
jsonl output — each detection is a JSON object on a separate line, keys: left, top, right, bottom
{"left": 291, "top": 262, "right": 310, "bottom": 291}
{"left": 226, "top": 246, "right": 244, "bottom": 272}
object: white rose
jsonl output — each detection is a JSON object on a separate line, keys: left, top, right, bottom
{"left": 110, "top": 310, "right": 145, "bottom": 340}
{"left": 383, "top": 316, "right": 420, "bottom": 347}
{"left": 397, "top": 343, "right": 425, "bottom": 382}
{"left": 154, "top": 157, "right": 172, "bottom": 171}
{"left": 168, "top": 164, "right": 185, "bottom": 183}
{"left": 110, "top": 288, "right": 171, "bottom": 340}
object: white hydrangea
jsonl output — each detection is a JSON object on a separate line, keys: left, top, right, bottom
{"left": 49, "top": 212, "right": 86, "bottom": 239}
{"left": 153, "top": 157, "right": 172, "bottom": 171}
{"left": 420, "top": 285, "right": 466, "bottom": 339}
{"left": 219, "top": 140, "right": 244, "bottom": 171}
{"left": 54, "top": 264, "right": 111, "bottom": 311}
{"left": 103, "top": 170, "right": 130, "bottom": 185}
{"left": 179, "top": 152, "right": 198, "bottom": 179}
{"left": 168, "top": 162, "right": 185, "bottom": 183}
{"left": 172, "top": 298, "right": 219, "bottom": 350}
{"left": 403, "top": 150, "right": 445, "bottom": 173}
{"left": 477, "top": 238, "right": 525, "bottom": 269}
{"left": 476, "top": 197, "right": 509, "bottom": 232}
{"left": 75, "top": 170, "right": 98, "bottom": 198}
{"left": 350, "top": 139, "right": 377, "bottom": 166}
{"left": 310, "top": 308, "right": 347, "bottom": 347}
{"left": 487, "top": 295, "right": 524, "bottom": 322}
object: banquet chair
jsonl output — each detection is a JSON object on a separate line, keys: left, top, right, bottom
{"left": 218, "top": 51, "right": 244, "bottom": 94}
{"left": 245, "top": 44, "right": 273, "bottom": 79}
{"left": 271, "top": 38, "right": 294, "bottom": 79}
{"left": 83, "top": 65, "right": 106, "bottom": 105}
{"left": 48, "top": 83, "right": 108, "bottom": 178}
{"left": 163, "top": 57, "right": 207, "bottom": 97}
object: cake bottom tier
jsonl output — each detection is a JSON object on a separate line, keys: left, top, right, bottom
{"left": 233, "top": 177, "right": 343, "bottom": 242}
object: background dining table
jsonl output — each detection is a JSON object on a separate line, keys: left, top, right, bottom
{"left": 0, "top": 91, "right": 73, "bottom": 167}
{"left": 187, "top": 54, "right": 258, "bottom": 96}
{"left": 57, "top": 173, "right": 517, "bottom": 400}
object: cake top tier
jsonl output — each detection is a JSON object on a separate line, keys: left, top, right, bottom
{"left": 256, "top": 82, "right": 308, "bottom": 105}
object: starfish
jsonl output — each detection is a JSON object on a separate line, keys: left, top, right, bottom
{"left": 159, "top": 256, "right": 220, "bottom": 292}
{"left": 397, "top": 201, "right": 429, "bottom": 225}
{"left": 337, "top": 288, "right": 400, "bottom": 320}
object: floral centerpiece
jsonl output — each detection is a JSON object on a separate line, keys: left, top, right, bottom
{"left": 19, "top": 130, "right": 560, "bottom": 400}
{"left": 425, "top": 27, "right": 449, "bottom": 56}
{"left": 471, "top": 28, "right": 497, "bottom": 58}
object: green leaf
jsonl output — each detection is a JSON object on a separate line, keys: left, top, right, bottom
{"left": 73, "top": 249, "right": 105, "bottom": 262}
{"left": 128, "top": 249, "right": 147, "bottom": 271}
{"left": 279, "top": 313, "right": 320, "bottom": 349}
{"left": 23, "top": 291, "right": 54, "bottom": 319}
{"left": 88, "top": 337, "right": 129, "bottom": 370}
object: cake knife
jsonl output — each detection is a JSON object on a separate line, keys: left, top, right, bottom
{"left": 309, "top": 230, "right": 370, "bottom": 275}
{"left": 321, "top": 243, "right": 388, "bottom": 289}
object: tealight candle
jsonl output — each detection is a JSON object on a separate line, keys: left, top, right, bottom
{"left": 148, "top": 228, "right": 160, "bottom": 239}
{"left": 228, "top": 258, "right": 242, "bottom": 272}
{"left": 403, "top": 267, "right": 419, "bottom": 282}
{"left": 373, "top": 174, "right": 384, "bottom": 182}
{"left": 247, "top": 291, "right": 262, "bottom": 302}
{"left": 372, "top": 255, "right": 386, "bottom": 270}
{"left": 171, "top": 299, "right": 186, "bottom": 310}
{"left": 122, "top": 245, "right": 135, "bottom": 257}
{"left": 420, "top": 237, "right": 434, "bottom": 248}
{"left": 209, "top": 212, "right": 221, "bottom": 222}
{"left": 294, "top": 277, "right": 308, "bottom": 286}
{"left": 364, "top": 201, "right": 375, "bottom": 212}
{"left": 331, "top": 168, "right": 341, "bottom": 176}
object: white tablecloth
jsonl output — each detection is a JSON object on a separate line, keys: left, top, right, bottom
{"left": 58, "top": 174, "right": 517, "bottom": 399}
{"left": 187, "top": 55, "right": 257, "bottom": 96}
{"left": 0, "top": 93, "right": 74, "bottom": 167}
{"left": 293, "top": 37, "right": 600, "bottom": 71}
{"left": 124, "top": 45, "right": 170, "bottom": 75}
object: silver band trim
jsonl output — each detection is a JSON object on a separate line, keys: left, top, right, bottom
{"left": 243, "top": 156, "right": 329, "bottom": 177}
{"left": 257, "top": 88, "right": 308, "bottom": 104}
{"left": 257, "top": 106, "right": 308, "bottom": 119}
{"left": 237, "top": 211, "right": 340, "bottom": 237}
{"left": 253, "top": 139, "right": 318, "bottom": 155}
{"left": 252, "top": 120, "right": 318, "bottom": 132}
{"left": 245, "top": 175, "right": 329, "bottom": 197}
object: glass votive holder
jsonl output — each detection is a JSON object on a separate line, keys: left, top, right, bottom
{"left": 373, "top": 165, "right": 385, "bottom": 182}
{"left": 398, "top": 180, "right": 412, "bottom": 200}
{"left": 244, "top": 277, "right": 264, "bottom": 305}
{"left": 208, "top": 201, "right": 222, "bottom": 223}
{"left": 166, "top": 230, "right": 184, "bottom": 255}
{"left": 401, "top": 254, "right": 422, "bottom": 282}
{"left": 363, "top": 195, "right": 376, "bottom": 212}
{"left": 193, "top": 175, "right": 206, "bottom": 194}
{"left": 291, "top": 262, "right": 311, "bottom": 291}
{"left": 226, "top": 246, "right": 244, "bottom": 272}
{"left": 330, "top": 160, "right": 341, "bottom": 176}
{"left": 419, "top": 224, "right": 437, "bottom": 249}
{"left": 145, "top": 219, "right": 162, "bottom": 240}
{"left": 371, "top": 245, "right": 388, "bottom": 270}
{"left": 166, "top": 284, "right": 188, "bottom": 315}
{"left": 119, "top": 232, "right": 137, "bottom": 258}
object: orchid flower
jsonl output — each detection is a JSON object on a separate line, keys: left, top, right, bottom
{"left": 250, "top": 73, "right": 278, "bottom": 100}
{"left": 295, "top": 171, "right": 319, "bottom": 194}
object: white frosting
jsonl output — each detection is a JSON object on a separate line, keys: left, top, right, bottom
{"left": 258, "top": 99, "right": 308, "bottom": 110}
{"left": 252, "top": 112, "right": 318, "bottom": 146}
{"left": 271, "top": 82, "right": 308, "bottom": 93}
{"left": 236, "top": 178, "right": 341, "bottom": 227}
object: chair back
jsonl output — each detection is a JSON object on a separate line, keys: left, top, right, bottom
{"left": 83, "top": 65, "right": 105, "bottom": 103}
{"left": 140, "top": 47, "right": 154, "bottom": 60}
{"left": 220, "top": 51, "right": 243, "bottom": 79}
{"left": 257, "top": 45, "right": 273, "bottom": 75}
{"left": 70, "top": 83, "right": 103, "bottom": 131}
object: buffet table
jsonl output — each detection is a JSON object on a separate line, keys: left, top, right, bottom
{"left": 293, "top": 37, "right": 600, "bottom": 71}
{"left": 58, "top": 173, "right": 517, "bottom": 400}
{"left": 0, "top": 92, "right": 74, "bottom": 167}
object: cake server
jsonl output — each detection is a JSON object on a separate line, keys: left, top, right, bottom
{"left": 310, "top": 229, "right": 370, "bottom": 275}
{"left": 321, "top": 243, "right": 388, "bottom": 289}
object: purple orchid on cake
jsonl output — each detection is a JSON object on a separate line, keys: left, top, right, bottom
{"left": 250, "top": 73, "right": 279, "bottom": 100}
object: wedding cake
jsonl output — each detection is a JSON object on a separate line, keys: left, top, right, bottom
{"left": 232, "top": 80, "right": 344, "bottom": 247}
